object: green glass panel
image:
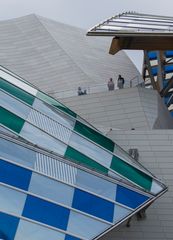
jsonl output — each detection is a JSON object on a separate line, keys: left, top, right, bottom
{"left": 111, "top": 156, "right": 152, "bottom": 191}
{"left": 74, "top": 121, "right": 115, "bottom": 152}
{"left": 65, "top": 146, "right": 108, "bottom": 174}
{"left": 0, "top": 107, "right": 25, "bottom": 133}
{"left": 37, "top": 91, "right": 77, "bottom": 118}
{"left": 0, "top": 78, "right": 35, "bottom": 106}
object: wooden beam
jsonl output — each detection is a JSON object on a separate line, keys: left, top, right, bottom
{"left": 109, "top": 36, "right": 173, "bottom": 54}
{"left": 157, "top": 51, "right": 165, "bottom": 90}
{"left": 160, "top": 76, "right": 173, "bottom": 97}
{"left": 144, "top": 51, "right": 159, "bottom": 91}
{"left": 109, "top": 37, "right": 122, "bottom": 54}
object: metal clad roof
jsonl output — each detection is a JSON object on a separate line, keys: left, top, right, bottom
{"left": 87, "top": 12, "right": 173, "bottom": 37}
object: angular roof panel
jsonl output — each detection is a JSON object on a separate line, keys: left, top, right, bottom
{"left": 0, "top": 14, "right": 141, "bottom": 97}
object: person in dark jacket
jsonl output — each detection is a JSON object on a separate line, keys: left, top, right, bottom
{"left": 117, "top": 75, "right": 125, "bottom": 89}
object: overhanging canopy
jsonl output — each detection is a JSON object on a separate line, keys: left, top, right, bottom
{"left": 87, "top": 12, "right": 173, "bottom": 54}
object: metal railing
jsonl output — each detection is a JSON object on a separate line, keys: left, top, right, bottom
{"left": 47, "top": 75, "right": 143, "bottom": 99}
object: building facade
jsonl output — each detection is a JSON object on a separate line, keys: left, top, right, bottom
{"left": 0, "top": 14, "right": 172, "bottom": 240}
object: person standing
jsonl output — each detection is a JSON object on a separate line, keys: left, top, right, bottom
{"left": 117, "top": 74, "right": 125, "bottom": 89}
{"left": 78, "top": 87, "right": 87, "bottom": 95}
{"left": 107, "top": 78, "right": 115, "bottom": 91}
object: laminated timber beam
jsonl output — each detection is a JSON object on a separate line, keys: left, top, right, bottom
{"left": 144, "top": 50, "right": 159, "bottom": 91}
{"left": 109, "top": 36, "right": 173, "bottom": 55}
{"left": 160, "top": 76, "right": 173, "bottom": 97}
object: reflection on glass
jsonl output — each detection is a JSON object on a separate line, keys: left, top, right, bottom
{"left": 0, "top": 138, "right": 36, "bottom": 168}
{"left": 67, "top": 211, "right": 110, "bottom": 239}
{"left": 1, "top": 90, "right": 31, "bottom": 119}
{"left": 20, "top": 123, "right": 67, "bottom": 156}
{"left": 76, "top": 169, "right": 116, "bottom": 201}
{"left": 29, "top": 173, "right": 74, "bottom": 207}
{"left": 0, "top": 185, "right": 26, "bottom": 216}
{"left": 15, "top": 219, "right": 65, "bottom": 240}
{"left": 69, "top": 133, "right": 112, "bottom": 168}
{"left": 33, "top": 99, "right": 75, "bottom": 129}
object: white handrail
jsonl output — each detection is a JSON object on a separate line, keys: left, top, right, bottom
{"left": 48, "top": 75, "right": 143, "bottom": 98}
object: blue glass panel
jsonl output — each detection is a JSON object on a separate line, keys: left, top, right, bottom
{"left": 29, "top": 173, "right": 74, "bottom": 207}
{"left": 0, "top": 159, "right": 32, "bottom": 191}
{"left": 165, "top": 65, "right": 173, "bottom": 74}
{"left": 148, "top": 51, "right": 157, "bottom": 60}
{"left": 116, "top": 185, "right": 149, "bottom": 209}
{"left": 22, "top": 195, "right": 70, "bottom": 230}
{"left": 165, "top": 50, "right": 173, "bottom": 58}
{"left": 15, "top": 219, "right": 65, "bottom": 240}
{"left": 0, "top": 138, "right": 36, "bottom": 168}
{"left": 0, "top": 231, "right": 6, "bottom": 239}
{"left": 163, "top": 79, "right": 169, "bottom": 88}
{"left": 72, "top": 189, "right": 114, "bottom": 222}
{"left": 151, "top": 66, "right": 157, "bottom": 76}
{"left": 0, "top": 212, "right": 19, "bottom": 240}
{"left": 151, "top": 64, "right": 173, "bottom": 76}
{"left": 65, "top": 235, "right": 81, "bottom": 240}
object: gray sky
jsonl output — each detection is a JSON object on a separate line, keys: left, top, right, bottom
{"left": 1, "top": 0, "right": 173, "bottom": 71}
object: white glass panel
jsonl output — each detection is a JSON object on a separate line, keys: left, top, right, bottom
{"left": 113, "top": 18, "right": 173, "bottom": 27}
{"left": 69, "top": 133, "right": 112, "bottom": 168}
{"left": 15, "top": 220, "right": 65, "bottom": 240}
{"left": 35, "top": 153, "right": 77, "bottom": 185}
{"left": 113, "top": 204, "right": 131, "bottom": 223}
{"left": 33, "top": 99, "right": 75, "bottom": 129}
{"left": 0, "top": 90, "right": 31, "bottom": 119}
{"left": 0, "top": 66, "right": 28, "bottom": 82}
{"left": 29, "top": 173, "right": 74, "bottom": 207}
{"left": 27, "top": 109, "right": 72, "bottom": 145}
{"left": 20, "top": 123, "right": 67, "bottom": 156}
{"left": 0, "top": 125, "right": 15, "bottom": 135}
{"left": 0, "top": 138, "right": 36, "bottom": 168}
{"left": 127, "top": 23, "right": 168, "bottom": 30}
{"left": 112, "top": 19, "right": 133, "bottom": 23}
{"left": 108, "top": 170, "right": 124, "bottom": 182}
{"left": 151, "top": 180, "right": 163, "bottom": 195}
{"left": 0, "top": 70, "right": 37, "bottom": 96}
{"left": 67, "top": 211, "right": 111, "bottom": 239}
{"left": 100, "top": 26, "right": 123, "bottom": 30}
{"left": 76, "top": 170, "right": 116, "bottom": 201}
{"left": 122, "top": 15, "right": 173, "bottom": 24}
{"left": 0, "top": 185, "right": 26, "bottom": 215}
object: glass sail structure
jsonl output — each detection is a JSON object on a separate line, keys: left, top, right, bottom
{"left": 0, "top": 65, "right": 167, "bottom": 240}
